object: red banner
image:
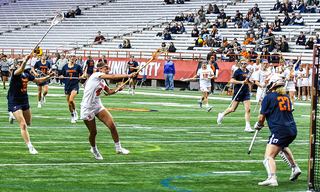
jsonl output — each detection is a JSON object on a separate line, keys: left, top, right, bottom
{"left": 86, "top": 57, "right": 234, "bottom": 82}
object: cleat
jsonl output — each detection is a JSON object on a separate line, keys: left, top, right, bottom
{"left": 116, "top": 148, "right": 130, "bottom": 155}
{"left": 9, "top": 112, "right": 16, "bottom": 124}
{"left": 71, "top": 116, "right": 76, "bottom": 123}
{"left": 37, "top": 103, "right": 41, "bottom": 108}
{"left": 245, "top": 125, "right": 254, "bottom": 133}
{"left": 42, "top": 95, "right": 46, "bottom": 103}
{"left": 29, "top": 146, "right": 38, "bottom": 154}
{"left": 217, "top": 113, "right": 224, "bottom": 125}
{"left": 290, "top": 164, "right": 301, "bottom": 181}
{"left": 198, "top": 100, "right": 203, "bottom": 108}
{"left": 258, "top": 177, "right": 278, "bottom": 186}
{"left": 74, "top": 111, "right": 78, "bottom": 121}
{"left": 207, "top": 107, "right": 212, "bottom": 112}
{"left": 90, "top": 148, "right": 103, "bottom": 160}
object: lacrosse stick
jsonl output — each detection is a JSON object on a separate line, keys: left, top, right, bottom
{"left": 122, "top": 48, "right": 168, "bottom": 86}
{"left": 180, "top": 77, "right": 201, "bottom": 82}
{"left": 248, "top": 130, "right": 259, "bottom": 154}
{"left": 59, "top": 77, "right": 86, "bottom": 79}
{"left": 253, "top": 87, "right": 267, "bottom": 114}
{"left": 228, "top": 70, "right": 253, "bottom": 108}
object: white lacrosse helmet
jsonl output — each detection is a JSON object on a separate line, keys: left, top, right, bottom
{"left": 265, "top": 74, "right": 286, "bottom": 92}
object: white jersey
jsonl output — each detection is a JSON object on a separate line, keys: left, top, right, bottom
{"left": 30, "top": 57, "right": 39, "bottom": 68}
{"left": 283, "top": 69, "right": 298, "bottom": 84}
{"left": 267, "top": 66, "right": 276, "bottom": 74}
{"left": 81, "top": 72, "right": 107, "bottom": 108}
{"left": 275, "top": 65, "right": 287, "bottom": 74}
{"left": 253, "top": 69, "right": 270, "bottom": 86}
{"left": 197, "top": 68, "right": 213, "bottom": 88}
{"left": 250, "top": 63, "right": 261, "bottom": 80}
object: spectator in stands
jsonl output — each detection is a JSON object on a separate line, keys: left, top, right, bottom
{"left": 233, "top": 38, "right": 241, "bottom": 47}
{"left": 94, "top": 31, "right": 105, "bottom": 45}
{"left": 271, "top": 48, "right": 281, "bottom": 63}
{"left": 220, "top": 18, "right": 227, "bottom": 28}
{"left": 290, "top": 12, "right": 297, "bottom": 25}
{"left": 207, "top": 48, "right": 216, "bottom": 61}
{"left": 268, "top": 36, "right": 277, "bottom": 52}
{"left": 248, "top": 16, "right": 258, "bottom": 28}
{"left": 274, "top": 16, "right": 282, "bottom": 31}
{"left": 213, "top": 19, "right": 220, "bottom": 28}
{"left": 217, "top": 9, "right": 226, "bottom": 19}
{"left": 213, "top": 4, "right": 220, "bottom": 14}
{"left": 243, "top": 34, "right": 250, "bottom": 45}
{"left": 122, "top": 39, "right": 131, "bottom": 49}
{"left": 212, "top": 38, "right": 221, "bottom": 47}
{"left": 260, "top": 47, "right": 270, "bottom": 61}
{"left": 206, "top": 3, "right": 213, "bottom": 14}
{"left": 195, "top": 34, "right": 203, "bottom": 47}
{"left": 175, "top": 13, "right": 185, "bottom": 22}
{"left": 235, "top": 17, "right": 243, "bottom": 28}
{"left": 245, "top": 9, "right": 253, "bottom": 21}
{"left": 204, "top": 19, "right": 211, "bottom": 29}
{"left": 191, "top": 26, "right": 199, "bottom": 37}
{"left": 164, "top": 0, "right": 174, "bottom": 4}
{"left": 270, "top": 0, "right": 281, "bottom": 10}
{"left": 294, "top": 0, "right": 303, "bottom": 10}
{"left": 178, "top": 23, "right": 186, "bottom": 34}
{"left": 293, "top": 13, "right": 304, "bottom": 25}
{"left": 249, "top": 47, "right": 258, "bottom": 62}
{"left": 296, "top": 31, "right": 306, "bottom": 45}
{"left": 282, "top": 13, "right": 291, "bottom": 26}
{"left": 170, "top": 23, "right": 180, "bottom": 34}
{"left": 205, "top": 35, "right": 214, "bottom": 47}
{"left": 226, "top": 48, "right": 236, "bottom": 62}
{"left": 279, "top": 35, "right": 289, "bottom": 52}
{"left": 246, "top": 25, "right": 255, "bottom": 37}
{"left": 214, "top": 29, "right": 223, "bottom": 41}
{"left": 221, "top": 37, "right": 228, "bottom": 47}
{"left": 308, "top": 1, "right": 318, "bottom": 13}
{"left": 254, "top": 13, "right": 263, "bottom": 25}
{"left": 242, "top": 18, "right": 249, "bottom": 29}
{"left": 232, "top": 10, "right": 243, "bottom": 22}
{"left": 75, "top": 6, "right": 81, "bottom": 15}
{"left": 163, "top": 29, "right": 173, "bottom": 40}
{"left": 240, "top": 46, "right": 249, "bottom": 59}
{"left": 187, "top": 13, "right": 195, "bottom": 23}
{"left": 285, "top": 2, "right": 293, "bottom": 13}
{"left": 198, "top": 6, "right": 205, "bottom": 15}
{"left": 252, "top": 3, "right": 260, "bottom": 15}
{"left": 177, "top": 0, "right": 185, "bottom": 4}
{"left": 299, "top": 1, "right": 308, "bottom": 13}
{"left": 168, "top": 42, "right": 177, "bottom": 52}
{"left": 306, "top": 37, "right": 314, "bottom": 49}
{"left": 65, "top": 10, "right": 75, "bottom": 18}
{"left": 194, "top": 12, "right": 205, "bottom": 26}
{"left": 315, "top": 34, "right": 320, "bottom": 44}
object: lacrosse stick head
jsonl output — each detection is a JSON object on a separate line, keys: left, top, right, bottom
{"left": 180, "top": 78, "right": 189, "bottom": 82}
{"left": 51, "top": 10, "right": 64, "bottom": 26}
{"left": 265, "top": 74, "right": 286, "bottom": 93}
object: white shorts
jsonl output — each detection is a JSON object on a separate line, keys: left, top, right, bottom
{"left": 80, "top": 102, "right": 105, "bottom": 121}
{"left": 256, "top": 87, "right": 265, "bottom": 102}
{"left": 285, "top": 83, "right": 296, "bottom": 92}
{"left": 200, "top": 86, "right": 211, "bottom": 92}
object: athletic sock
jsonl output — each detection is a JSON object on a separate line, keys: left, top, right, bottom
{"left": 246, "top": 122, "right": 251, "bottom": 126}
{"left": 91, "top": 146, "right": 98, "bottom": 152}
{"left": 222, "top": 112, "right": 225, "bottom": 117}
{"left": 206, "top": 103, "right": 209, "bottom": 108}
{"left": 26, "top": 142, "right": 32, "bottom": 148}
{"left": 115, "top": 141, "right": 121, "bottom": 149}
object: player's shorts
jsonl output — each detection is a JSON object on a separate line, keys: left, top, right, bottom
{"left": 80, "top": 102, "right": 105, "bottom": 121}
{"left": 87, "top": 69, "right": 94, "bottom": 75}
{"left": 285, "top": 83, "right": 296, "bottom": 92}
{"left": 232, "top": 90, "right": 250, "bottom": 102}
{"left": 200, "top": 86, "right": 211, "bottom": 93}
{"left": 65, "top": 84, "right": 79, "bottom": 95}
{"left": 1, "top": 71, "right": 9, "bottom": 77}
{"left": 37, "top": 80, "right": 49, "bottom": 87}
{"left": 8, "top": 100, "right": 30, "bottom": 112}
{"left": 268, "top": 133, "right": 296, "bottom": 148}
{"left": 256, "top": 86, "right": 265, "bottom": 102}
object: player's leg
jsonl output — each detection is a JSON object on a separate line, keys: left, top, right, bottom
{"left": 13, "top": 109, "right": 38, "bottom": 154}
{"left": 203, "top": 91, "right": 211, "bottom": 112}
{"left": 258, "top": 144, "right": 282, "bottom": 186}
{"left": 132, "top": 79, "right": 137, "bottom": 96}
{"left": 37, "top": 86, "right": 42, "bottom": 108}
{"left": 2, "top": 75, "right": 7, "bottom": 89}
{"left": 243, "top": 100, "right": 254, "bottom": 132}
{"left": 42, "top": 84, "right": 48, "bottom": 103}
{"left": 289, "top": 91, "right": 295, "bottom": 111}
{"left": 128, "top": 78, "right": 132, "bottom": 94}
{"left": 217, "top": 101, "right": 240, "bottom": 125}
{"left": 96, "top": 109, "right": 130, "bottom": 154}
{"left": 66, "top": 94, "right": 76, "bottom": 123}
{"left": 302, "top": 86, "right": 306, "bottom": 100}
{"left": 83, "top": 118, "right": 103, "bottom": 160}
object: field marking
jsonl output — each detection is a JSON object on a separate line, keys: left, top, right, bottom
{"left": 211, "top": 134, "right": 237, "bottom": 136}
{"left": 212, "top": 171, "right": 250, "bottom": 174}
{"left": 0, "top": 159, "right": 308, "bottom": 167}
{"left": 187, "top": 132, "right": 211, "bottom": 134}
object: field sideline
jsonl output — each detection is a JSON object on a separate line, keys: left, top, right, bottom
{"left": 0, "top": 83, "right": 312, "bottom": 192}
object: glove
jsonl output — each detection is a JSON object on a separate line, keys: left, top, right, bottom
{"left": 254, "top": 122, "right": 263, "bottom": 131}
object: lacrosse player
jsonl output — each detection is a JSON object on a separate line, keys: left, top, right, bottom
{"left": 31, "top": 55, "right": 52, "bottom": 108}
{"left": 7, "top": 55, "right": 54, "bottom": 154}
{"left": 282, "top": 63, "right": 299, "bottom": 111}
{"left": 126, "top": 54, "right": 139, "bottom": 96}
{"left": 254, "top": 74, "right": 301, "bottom": 186}
{"left": 59, "top": 55, "right": 84, "bottom": 123}
{"left": 253, "top": 59, "right": 271, "bottom": 103}
{"left": 80, "top": 63, "right": 136, "bottom": 160}
{"left": 190, "top": 61, "right": 214, "bottom": 112}
{"left": 217, "top": 58, "right": 254, "bottom": 133}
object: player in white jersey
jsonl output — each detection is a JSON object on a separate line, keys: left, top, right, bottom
{"left": 80, "top": 63, "right": 136, "bottom": 160}
{"left": 307, "top": 64, "right": 312, "bottom": 100}
{"left": 190, "top": 62, "right": 214, "bottom": 112}
{"left": 282, "top": 63, "right": 298, "bottom": 111}
{"left": 253, "top": 59, "right": 271, "bottom": 103}
{"left": 275, "top": 59, "right": 287, "bottom": 74}
{"left": 250, "top": 57, "right": 261, "bottom": 94}
{"left": 267, "top": 62, "right": 276, "bottom": 74}
{"left": 296, "top": 64, "right": 306, "bottom": 100}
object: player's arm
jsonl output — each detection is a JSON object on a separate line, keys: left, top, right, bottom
{"left": 189, "top": 74, "right": 199, "bottom": 81}
{"left": 99, "top": 73, "right": 135, "bottom": 80}
{"left": 230, "top": 77, "right": 244, "bottom": 84}
{"left": 33, "top": 72, "right": 55, "bottom": 84}
{"left": 14, "top": 55, "right": 31, "bottom": 75}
